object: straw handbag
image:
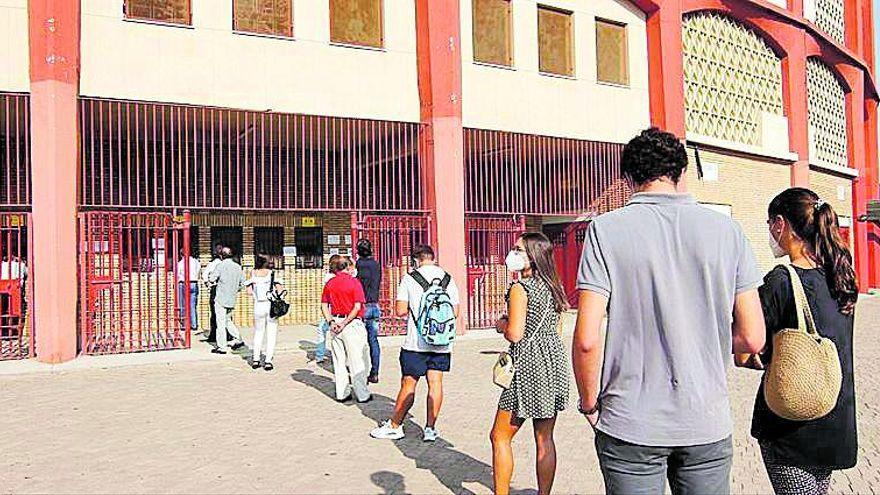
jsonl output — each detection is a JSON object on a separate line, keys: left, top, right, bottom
{"left": 763, "top": 265, "right": 842, "bottom": 421}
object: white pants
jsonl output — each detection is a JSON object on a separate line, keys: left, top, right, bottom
{"left": 214, "top": 301, "right": 242, "bottom": 351}
{"left": 330, "top": 318, "right": 372, "bottom": 402}
{"left": 253, "top": 301, "right": 278, "bottom": 364}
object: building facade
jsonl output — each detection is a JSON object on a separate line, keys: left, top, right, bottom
{"left": 0, "top": 0, "right": 876, "bottom": 362}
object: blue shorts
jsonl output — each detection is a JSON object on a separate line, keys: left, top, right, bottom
{"left": 399, "top": 349, "right": 451, "bottom": 378}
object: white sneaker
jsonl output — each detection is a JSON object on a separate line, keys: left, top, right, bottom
{"left": 423, "top": 426, "right": 438, "bottom": 442}
{"left": 370, "top": 420, "right": 404, "bottom": 440}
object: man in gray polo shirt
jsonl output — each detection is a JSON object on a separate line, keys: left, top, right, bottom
{"left": 572, "top": 128, "right": 767, "bottom": 494}
{"left": 208, "top": 246, "right": 245, "bottom": 354}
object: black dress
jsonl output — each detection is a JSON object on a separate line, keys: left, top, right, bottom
{"left": 751, "top": 265, "right": 857, "bottom": 469}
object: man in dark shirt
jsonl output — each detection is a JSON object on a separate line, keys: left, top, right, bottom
{"left": 356, "top": 239, "right": 382, "bottom": 383}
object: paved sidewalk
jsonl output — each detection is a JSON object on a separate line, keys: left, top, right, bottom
{"left": 1, "top": 302, "right": 879, "bottom": 494}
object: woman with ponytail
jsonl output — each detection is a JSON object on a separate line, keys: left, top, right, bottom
{"left": 742, "top": 187, "right": 858, "bottom": 494}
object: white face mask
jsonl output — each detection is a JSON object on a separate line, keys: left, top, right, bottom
{"left": 349, "top": 269, "right": 358, "bottom": 278}
{"left": 505, "top": 250, "right": 527, "bottom": 272}
{"left": 769, "top": 230, "right": 786, "bottom": 258}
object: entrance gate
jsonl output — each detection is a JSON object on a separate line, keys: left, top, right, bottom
{"left": 353, "top": 214, "right": 431, "bottom": 336}
{"left": 466, "top": 216, "right": 525, "bottom": 329}
{"left": 546, "top": 221, "right": 590, "bottom": 307}
{"left": 0, "top": 213, "right": 31, "bottom": 360}
{"left": 79, "top": 211, "right": 192, "bottom": 355}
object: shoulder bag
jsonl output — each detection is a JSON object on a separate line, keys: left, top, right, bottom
{"left": 763, "top": 265, "right": 842, "bottom": 421}
{"left": 268, "top": 271, "right": 290, "bottom": 319}
{"left": 493, "top": 285, "right": 554, "bottom": 389}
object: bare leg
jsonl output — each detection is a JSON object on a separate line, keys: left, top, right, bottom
{"left": 533, "top": 417, "right": 558, "bottom": 495}
{"left": 490, "top": 408, "right": 524, "bottom": 495}
{"left": 390, "top": 376, "right": 418, "bottom": 427}
{"left": 425, "top": 370, "right": 444, "bottom": 427}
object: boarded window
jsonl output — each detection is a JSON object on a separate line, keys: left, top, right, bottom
{"left": 596, "top": 19, "right": 628, "bottom": 85}
{"left": 254, "top": 227, "right": 285, "bottom": 268}
{"left": 538, "top": 6, "right": 574, "bottom": 76}
{"left": 124, "top": 0, "right": 191, "bottom": 25}
{"left": 329, "top": 0, "right": 383, "bottom": 48}
{"left": 472, "top": 0, "right": 512, "bottom": 66}
{"left": 234, "top": 0, "right": 293, "bottom": 37}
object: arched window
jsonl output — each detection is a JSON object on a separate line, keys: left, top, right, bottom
{"left": 807, "top": 58, "right": 848, "bottom": 169}
{"left": 682, "top": 12, "right": 784, "bottom": 146}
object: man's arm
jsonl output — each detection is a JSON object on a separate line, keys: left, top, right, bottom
{"left": 732, "top": 288, "right": 765, "bottom": 354}
{"left": 321, "top": 302, "right": 334, "bottom": 322}
{"left": 572, "top": 290, "right": 608, "bottom": 422}
{"left": 333, "top": 302, "right": 362, "bottom": 333}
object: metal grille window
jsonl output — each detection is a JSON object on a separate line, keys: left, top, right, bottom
{"left": 472, "top": 0, "right": 513, "bottom": 66}
{"left": 234, "top": 0, "right": 293, "bottom": 37}
{"left": 682, "top": 12, "right": 784, "bottom": 146}
{"left": 815, "top": 0, "right": 845, "bottom": 44}
{"left": 254, "top": 226, "right": 284, "bottom": 268}
{"left": 211, "top": 227, "right": 243, "bottom": 263}
{"left": 329, "top": 0, "right": 383, "bottom": 48}
{"left": 538, "top": 6, "right": 574, "bottom": 77}
{"left": 79, "top": 98, "right": 425, "bottom": 212}
{"left": 595, "top": 19, "right": 628, "bottom": 85}
{"left": 807, "top": 58, "right": 848, "bottom": 169}
{"left": 464, "top": 128, "right": 629, "bottom": 216}
{"left": 0, "top": 94, "right": 30, "bottom": 208}
{"left": 124, "top": 0, "right": 191, "bottom": 25}
{"left": 294, "top": 227, "right": 323, "bottom": 269}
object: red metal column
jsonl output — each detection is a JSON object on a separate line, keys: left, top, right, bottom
{"left": 840, "top": 65, "right": 870, "bottom": 290}
{"left": 865, "top": 99, "right": 880, "bottom": 289}
{"left": 783, "top": 33, "right": 810, "bottom": 187}
{"left": 28, "top": 0, "right": 80, "bottom": 362}
{"left": 644, "top": 0, "right": 686, "bottom": 137}
{"left": 415, "top": 0, "right": 467, "bottom": 331}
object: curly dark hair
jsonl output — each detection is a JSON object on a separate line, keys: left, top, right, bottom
{"left": 621, "top": 127, "right": 688, "bottom": 185}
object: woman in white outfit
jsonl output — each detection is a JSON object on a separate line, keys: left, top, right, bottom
{"left": 246, "top": 253, "right": 283, "bottom": 371}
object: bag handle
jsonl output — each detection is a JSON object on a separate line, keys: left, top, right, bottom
{"left": 784, "top": 265, "right": 818, "bottom": 336}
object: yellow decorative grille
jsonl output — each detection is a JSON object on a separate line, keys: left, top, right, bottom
{"left": 807, "top": 58, "right": 848, "bottom": 169}
{"left": 682, "top": 12, "right": 784, "bottom": 146}
{"left": 815, "top": 0, "right": 845, "bottom": 44}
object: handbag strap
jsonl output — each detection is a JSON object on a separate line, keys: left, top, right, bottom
{"left": 784, "top": 264, "right": 818, "bottom": 336}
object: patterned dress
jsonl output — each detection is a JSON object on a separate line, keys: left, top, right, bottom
{"left": 498, "top": 277, "right": 570, "bottom": 419}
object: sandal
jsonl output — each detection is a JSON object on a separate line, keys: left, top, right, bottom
{"left": 251, "top": 360, "right": 262, "bottom": 369}
{"left": 263, "top": 362, "right": 274, "bottom": 371}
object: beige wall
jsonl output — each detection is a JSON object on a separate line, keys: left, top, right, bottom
{"left": 80, "top": 0, "right": 420, "bottom": 122}
{"left": 0, "top": 0, "right": 29, "bottom": 93}
{"left": 809, "top": 168, "right": 853, "bottom": 221}
{"left": 686, "top": 148, "right": 792, "bottom": 273}
{"left": 461, "top": 0, "right": 650, "bottom": 143}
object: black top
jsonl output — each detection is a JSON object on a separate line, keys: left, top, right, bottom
{"left": 356, "top": 257, "right": 381, "bottom": 304}
{"left": 750, "top": 265, "right": 857, "bottom": 469}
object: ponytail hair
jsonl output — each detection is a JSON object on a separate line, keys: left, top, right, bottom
{"left": 768, "top": 188, "right": 858, "bottom": 315}
{"left": 519, "top": 232, "right": 569, "bottom": 313}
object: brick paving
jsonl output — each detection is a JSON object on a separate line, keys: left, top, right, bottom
{"left": 2, "top": 298, "right": 880, "bottom": 494}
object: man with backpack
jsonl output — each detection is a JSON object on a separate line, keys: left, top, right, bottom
{"left": 370, "top": 245, "right": 460, "bottom": 443}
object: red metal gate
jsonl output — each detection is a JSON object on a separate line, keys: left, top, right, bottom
{"left": 79, "top": 211, "right": 192, "bottom": 354}
{"left": 546, "top": 220, "right": 590, "bottom": 307}
{"left": 0, "top": 213, "right": 32, "bottom": 360}
{"left": 352, "top": 214, "right": 431, "bottom": 336}
{"left": 466, "top": 216, "right": 525, "bottom": 329}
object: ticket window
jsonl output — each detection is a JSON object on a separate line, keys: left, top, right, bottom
{"left": 295, "top": 227, "right": 323, "bottom": 269}
{"left": 254, "top": 227, "right": 284, "bottom": 269}
{"left": 211, "top": 227, "right": 243, "bottom": 264}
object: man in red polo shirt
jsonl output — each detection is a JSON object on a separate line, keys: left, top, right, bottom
{"left": 321, "top": 256, "right": 372, "bottom": 403}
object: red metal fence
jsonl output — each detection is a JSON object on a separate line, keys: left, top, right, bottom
{"left": 545, "top": 220, "right": 591, "bottom": 307}
{"left": 79, "top": 98, "right": 427, "bottom": 212}
{"left": 464, "top": 128, "right": 628, "bottom": 216}
{"left": 79, "top": 211, "right": 192, "bottom": 355}
{"left": 0, "top": 93, "right": 30, "bottom": 208}
{"left": 0, "top": 213, "right": 31, "bottom": 360}
{"left": 352, "top": 214, "right": 431, "bottom": 335}
{"left": 466, "top": 216, "right": 525, "bottom": 329}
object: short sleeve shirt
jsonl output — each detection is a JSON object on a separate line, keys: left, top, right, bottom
{"left": 396, "top": 264, "right": 460, "bottom": 353}
{"left": 577, "top": 192, "right": 763, "bottom": 447}
{"left": 322, "top": 273, "right": 366, "bottom": 318}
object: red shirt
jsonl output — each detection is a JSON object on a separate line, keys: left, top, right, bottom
{"left": 321, "top": 272, "right": 366, "bottom": 319}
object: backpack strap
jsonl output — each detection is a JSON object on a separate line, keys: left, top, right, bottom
{"left": 409, "top": 270, "right": 431, "bottom": 291}
{"left": 440, "top": 273, "right": 451, "bottom": 290}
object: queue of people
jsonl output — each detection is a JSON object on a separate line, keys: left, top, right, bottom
{"left": 171, "top": 125, "right": 858, "bottom": 495}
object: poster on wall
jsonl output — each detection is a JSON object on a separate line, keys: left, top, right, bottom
{"left": 283, "top": 246, "right": 297, "bottom": 257}
{"left": 329, "top": 248, "right": 340, "bottom": 256}
{"left": 344, "top": 235, "right": 352, "bottom": 245}
{"left": 328, "top": 235, "right": 341, "bottom": 246}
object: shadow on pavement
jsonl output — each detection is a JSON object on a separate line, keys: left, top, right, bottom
{"left": 297, "top": 339, "right": 334, "bottom": 373}
{"left": 291, "top": 369, "right": 536, "bottom": 495}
